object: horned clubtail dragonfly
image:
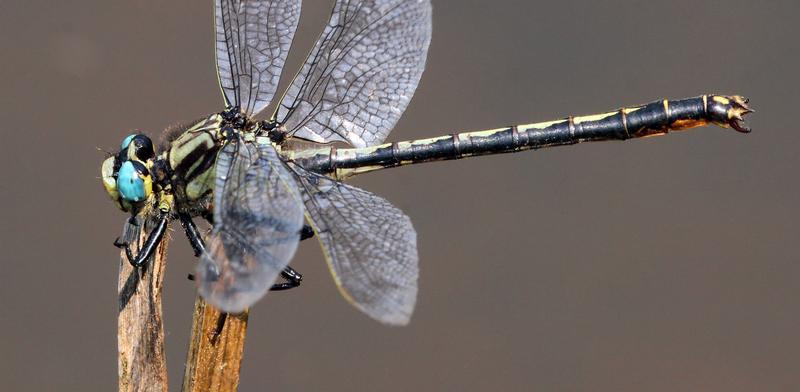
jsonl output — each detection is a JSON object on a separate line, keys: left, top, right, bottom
{"left": 102, "top": 0, "right": 751, "bottom": 325}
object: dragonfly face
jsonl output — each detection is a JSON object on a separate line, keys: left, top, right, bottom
{"left": 101, "top": 134, "right": 157, "bottom": 213}
{"left": 104, "top": 0, "right": 749, "bottom": 326}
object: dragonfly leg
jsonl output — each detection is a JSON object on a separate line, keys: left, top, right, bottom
{"left": 182, "top": 219, "right": 308, "bottom": 289}
{"left": 182, "top": 213, "right": 207, "bottom": 281}
{"left": 113, "top": 212, "right": 169, "bottom": 268}
{"left": 267, "top": 226, "right": 312, "bottom": 289}
{"left": 201, "top": 209, "right": 214, "bottom": 225}
{"left": 178, "top": 213, "right": 210, "bottom": 280}
{"left": 179, "top": 213, "right": 206, "bottom": 257}
{"left": 300, "top": 224, "right": 314, "bottom": 241}
{"left": 186, "top": 265, "right": 302, "bottom": 289}
{"left": 270, "top": 266, "right": 302, "bottom": 291}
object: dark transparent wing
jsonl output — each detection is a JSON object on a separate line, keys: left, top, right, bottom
{"left": 197, "top": 140, "right": 305, "bottom": 313}
{"left": 289, "top": 163, "right": 418, "bottom": 325}
{"left": 216, "top": 0, "right": 301, "bottom": 116}
{"left": 275, "top": 0, "right": 432, "bottom": 147}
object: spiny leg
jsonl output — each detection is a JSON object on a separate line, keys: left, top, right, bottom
{"left": 183, "top": 218, "right": 315, "bottom": 292}
{"left": 266, "top": 224, "right": 315, "bottom": 290}
{"left": 269, "top": 225, "right": 315, "bottom": 289}
{"left": 180, "top": 213, "right": 211, "bottom": 282}
{"left": 179, "top": 213, "right": 205, "bottom": 257}
{"left": 269, "top": 266, "right": 303, "bottom": 291}
{"left": 182, "top": 213, "right": 208, "bottom": 281}
{"left": 114, "top": 211, "right": 169, "bottom": 268}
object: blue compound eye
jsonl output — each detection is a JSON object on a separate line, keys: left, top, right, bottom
{"left": 120, "top": 134, "right": 137, "bottom": 150}
{"left": 117, "top": 161, "right": 152, "bottom": 202}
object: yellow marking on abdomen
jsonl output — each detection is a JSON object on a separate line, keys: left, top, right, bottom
{"left": 409, "top": 135, "right": 451, "bottom": 146}
{"left": 713, "top": 95, "right": 730, "bottom": 105}
{"left": 461, "top": 127, "right": 510, "bottom": 138}
{"left": 573, "top": 111, "right": 618, "bottom": 124}
{"left": 518, "top": 120, "right": 566, "bottom": 132}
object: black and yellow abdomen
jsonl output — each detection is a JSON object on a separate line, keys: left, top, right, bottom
{"left": 287, "top": 95, "right": 752, "bottom": 179}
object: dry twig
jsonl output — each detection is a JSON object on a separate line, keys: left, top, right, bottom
{"left": 115, "top": 214, "right": 248, "bottom": 392}
{"left": 182, "top": 297, "right": 249, "bottom": 392}
{"left": 117, "top": 216, "right": 170, "bottom": 392}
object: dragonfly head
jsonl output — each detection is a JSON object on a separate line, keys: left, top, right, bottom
{"left": 101, "top": 133, "right": 156, "bottom": 213}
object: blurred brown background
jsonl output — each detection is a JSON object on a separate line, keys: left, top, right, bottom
{"left": 1, "top": 0, "right": 797, "bottom": 391}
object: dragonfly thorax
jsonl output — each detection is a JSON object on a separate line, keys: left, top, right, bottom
{"left": 102, "top": 113, "right": 227, "bottom": 218}
{"left": 221, "top": 106, "right": 248, "bottom": 129}
{"left": 162, "top": 115, "right": 228, "bottom": 207}
{"left": 261, "top": 120, "right": 288, "bottom": 144}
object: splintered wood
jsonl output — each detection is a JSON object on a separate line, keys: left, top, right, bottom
{"left": 115, "top": 216, "right": 247, "bottom": 392}
{"left": 117, "top": 217, "right": 169, "bottom": 392}
{"left": 182, "top": 297, "right": 249, "bottom": 392}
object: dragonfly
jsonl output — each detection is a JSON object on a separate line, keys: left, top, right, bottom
{"left": 101, "top": 0, "right": 751, "bottom": 325}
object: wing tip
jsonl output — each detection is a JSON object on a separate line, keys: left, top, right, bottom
{"left": 376, "top": 312, "right": 413, "bottom": 326}
{"left": 356, "top": 292, "right": 417, "bottom": 326}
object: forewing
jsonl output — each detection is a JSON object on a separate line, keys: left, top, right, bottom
{"left": 289, "top": 164, "right": 418, "bottom": 325}
{"left": 197, "top": 140, "right": 305, "bottom": 313}
{"left": 216, "top": 0, "right": 301, "bottom": 116}
{"left": 275, "top": 0, "right": 432, "bottom": 147}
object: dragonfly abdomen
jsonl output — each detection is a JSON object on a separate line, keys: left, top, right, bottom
{"left": 292, "top": 95, "right": 751, "bottom": 179}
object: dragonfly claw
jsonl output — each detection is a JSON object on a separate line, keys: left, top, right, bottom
{"left": 708, "top": 95, "right": 753, "bottom": 134}
{"left": 113, "top": 237, "right": 136, "bottom": 265}
{"left": 113, "top": 237, "right": 128, "bottom": 249}
{"left": 726, "top": 95, "right": 753, "bottom": 133}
